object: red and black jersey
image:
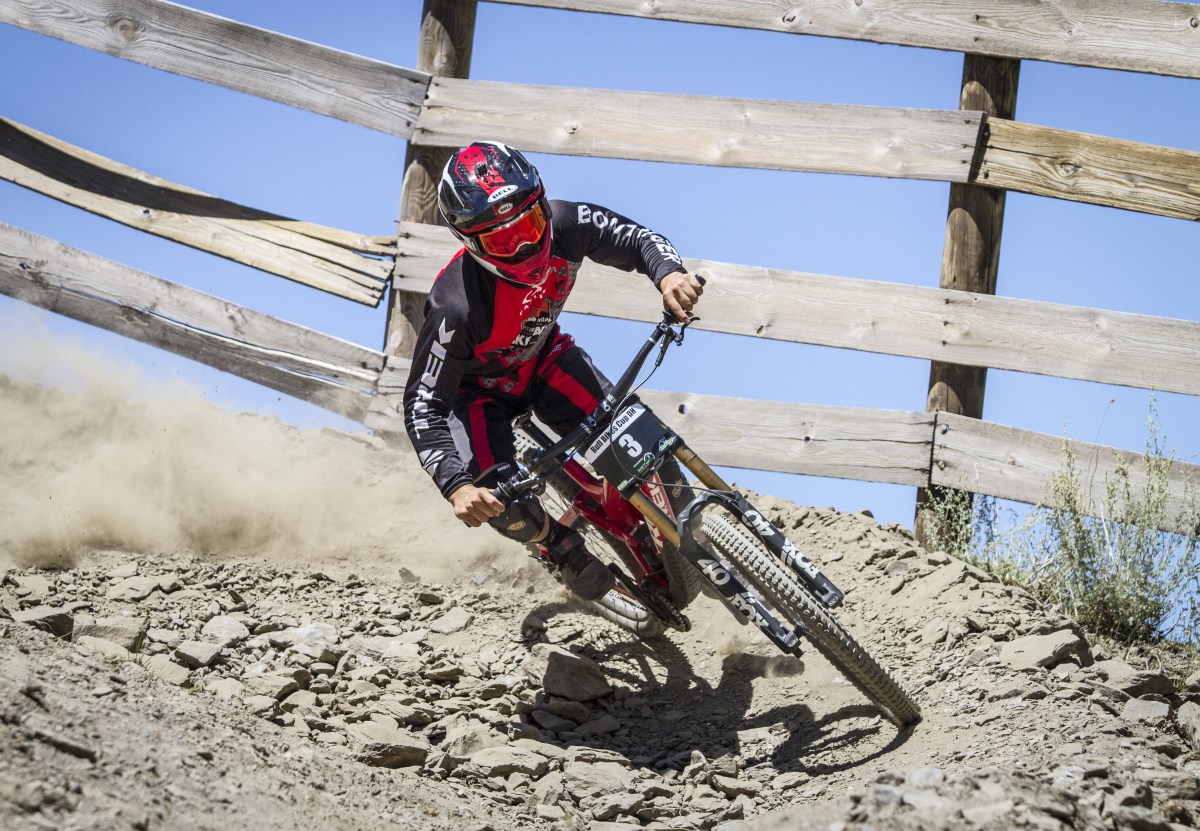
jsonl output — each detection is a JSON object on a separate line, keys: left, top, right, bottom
{"left": 404, "top": 199, "right": 684, "bottom": 498}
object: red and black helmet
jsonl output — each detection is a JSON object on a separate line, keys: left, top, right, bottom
{"left": 438, "top": 141, "right": 554, "bottom": 287}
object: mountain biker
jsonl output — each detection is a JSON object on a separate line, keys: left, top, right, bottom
{"left": 402, "top": 141, "right": 704, "bottom": 602}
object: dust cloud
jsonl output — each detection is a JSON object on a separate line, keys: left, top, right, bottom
{"left": 0, "top": 309, "right": 521, "bottom": 579}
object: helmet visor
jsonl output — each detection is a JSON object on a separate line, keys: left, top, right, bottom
{"left": 474, "top": 201, "right": 548, "bottom": 260}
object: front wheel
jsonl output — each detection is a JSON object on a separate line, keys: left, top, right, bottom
{"left": 700, "top": 514, "right": 921, "bottom": 727}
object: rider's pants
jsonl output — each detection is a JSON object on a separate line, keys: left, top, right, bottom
{"left": 446, "top": 329, "right": 612, "bottom": 544}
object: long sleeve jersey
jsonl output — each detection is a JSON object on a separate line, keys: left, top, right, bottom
{"left": 403, "top": 199, "right": 685, "bottom": 498}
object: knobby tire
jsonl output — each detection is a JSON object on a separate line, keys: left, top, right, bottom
{"left": 701, "top": 514, "right": 922, "bottom": 727}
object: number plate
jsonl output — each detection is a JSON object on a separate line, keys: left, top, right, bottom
{"left": 583, "top": 401, "right": 678, "bottom": 494}
{"left": 583, "top": 402, "right": 646, "bottom": 463}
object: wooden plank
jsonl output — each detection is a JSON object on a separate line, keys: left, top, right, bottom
{"left": 639, "top": 392, "right": 935, "bottom": 487}
{"left": 932, "top": 412, "right": 1200, "bottom": 535}
{"left": 392, "top": 221, "right": 1200, "bottom": 397}
{"left": 0, "top": 0, "right": 430, "bottom": 137}
{"left": 0, "top": 223, "right": 381, "bottom": 419}
{"left": 491, "top": 0, "right": 1200, "bottom": 80}
{"left": 416, "top": 77, "right": 983, "bottom": 182}
{"left": 657, "top": 260, "right": 1200, "bottom": 397}
{"left": 980, "top": 118, "right": 1200, "bottom": 221}
{"left": 10, "top": 220, "right": 1192, "bottom": 537}
{"left": 417, "top": 80, "right": 1198, "bottom": 221}
{"left": 0, "top": 117, "right": 391, "bottom": 305}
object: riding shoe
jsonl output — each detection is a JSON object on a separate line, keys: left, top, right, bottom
{"left": 546, "top": 528, "right": 615, "bottom": 601}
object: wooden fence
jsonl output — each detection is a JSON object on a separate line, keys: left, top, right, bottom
{"left": 1, "top": 0, "right": 1197, "bottom": 536}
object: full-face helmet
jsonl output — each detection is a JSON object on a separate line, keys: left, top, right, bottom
{"left": 438, "top": 141, "right": 553, "bottom": 287}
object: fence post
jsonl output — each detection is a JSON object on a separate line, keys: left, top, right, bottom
{"left": 915, "top": 54, "right": 1020, "bottom": 548}
{"left": 384, "top": 0, "right": 478, "bottom": 359}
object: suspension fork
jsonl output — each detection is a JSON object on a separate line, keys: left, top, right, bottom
{"left": 628, "top": 443, "right": 802, "bottom": 653}
{"left": 625, "top": 443, "right": 732, "bottom": 544}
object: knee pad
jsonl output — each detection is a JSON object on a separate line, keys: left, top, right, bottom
{"left": 475, "top": 462, "right": 548, "bottom": 543}
{"left": 488, "top": 494, "right": 548, "bottom": 543}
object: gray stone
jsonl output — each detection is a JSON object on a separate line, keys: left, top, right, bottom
{"left": 13, "top": 606, "right": 73, "bottom": 639}
{"left": 564, "top": 746, "right": 630, "bottom": 766}
{"left": 442, "top": 722, "right": 507, "bottom": 767}
{"left": 510, "top": 738, "right": 570, "bottom": 760}
{"left": 174, "top": 640, "right": 223, "bottom": 669}
{"left": 1177, "top": 701, "right": 1200, "bottom": 750}
{"left": 280, "top": 689, "right": 319, "bottom": 712}
{"left": 430, "top": 606, "right": 473, "bottom": 634}
{"left": 348, "top": 635, "right": 417, "bottom": 662}
{"left": 269, "top": 621, "right": 339, "bottom": 652}
{"left": 920, "top": 617, "right": 948, "bottom": 645}
{"left": 144, "top": 654, "right": 191, "bottom": 687}
{"left": 961, "top": 799, "right": 1015, "bottom": 825}
{"left": 106, "top": 562, "right": 139, "bottom": 579}
{"left": 523, "top": 644, "right": 612, "bottom": 702}
{"left": 1094, "top": 659, "right": 1175, "bottom": 697}
{"left": 591, "top": 791, "right": 645, "bottom": 821}
{"left": 1121, "top": 696, "right": 1171, "bottom": 725}
{"left": 76, "top": 635, "right": 133, "bottom": 663}
{"left": 575, "top": 714, "right": 620, "bottom": 736}
{"left": 1102, "top": 805, "right": 1174, "bottom": 831}
{"left": 74, "top": 616, "right": 146, "bottom": 651}
{"left": 145, "top": 628, "right": 183, "bottom": 648}
{"left": 532, "top": 709, "right": 577, "bottom": 733}
{"left": 465, "top": 745, "right": 549, "bottom": 778}
{"left": 1184, "top": 670, "right": 1200, "bottom": 693}
{"left": 242, "top": 673, "right": 300, "bottom": 700}
{"left": 10, "top": 574, "right": 51, "bottom": 599}
{"left": 206, "top": 677, "right": 245, "bottom": 700}
{"left": 1131, "top": 769, "right": 1200, "bottom": 802}
{"left": 200, "top": 615, "right": 250, "bottom": 647}
{"left": 905, "top": 768, "right": 946, "bottom": 789}
{"left": 106, "top": 576, "right": 163, "bottom": 602}
{"left": 244, "top": 695, "right": 277, "bottom": 715}
{"left": 542, "top": 698, "right": 591, "bottom": 723}
{"left": 347, "top": 721, "right": 430, "bottom": 768}
{"left": 998, "top": 629, "right": 1090, "bottom": 671}
{"left": 563, "top": 761, "right": 632, "bottom": 799}
{"left": 711, "top": 774, "right": 759, "bottom": 798}
{"left": 771, "top": 772, "right": 808, "bottom": 791}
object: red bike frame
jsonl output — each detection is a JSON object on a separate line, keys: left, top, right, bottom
{"left": 556, "top": 457, "right": 676, "bottom": 594}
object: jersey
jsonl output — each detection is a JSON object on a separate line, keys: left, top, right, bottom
{"left": 403, "top": 199, "right": 684, "bottom": 499}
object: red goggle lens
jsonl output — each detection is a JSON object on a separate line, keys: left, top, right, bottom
{"left": 475, "top": 202, "right": 548, "bottom": 259}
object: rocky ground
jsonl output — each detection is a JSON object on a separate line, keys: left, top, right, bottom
{"left": 2, "top": 375, "right": 1199, "bottom": 831}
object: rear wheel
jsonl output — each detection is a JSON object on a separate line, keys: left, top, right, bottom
{"left": 700, "top": 513, "right": 921, "bottom": 726}
{"left": 514, "top": 427, "right": 667, "bottom": 638}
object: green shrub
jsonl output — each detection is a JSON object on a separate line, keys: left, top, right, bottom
{"left": 927, "top": 402, "right": 1200, "bottom": 653}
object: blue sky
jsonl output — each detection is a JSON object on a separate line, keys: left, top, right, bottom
{"left": 2, "top": 1, "right": 1197, "bottom": 530}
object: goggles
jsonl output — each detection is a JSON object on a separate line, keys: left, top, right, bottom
{"left": 473, "top": 200, "right": 548, "bottom": 260}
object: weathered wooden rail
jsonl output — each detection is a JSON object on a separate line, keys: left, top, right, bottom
{"left": 2, "top": 0, "right": 1198, "bottom": 221}
{"left": 4, "top": 223, "right": 1197, "bottom": 533}
{"left": 1, "top": 0, "right": 1197, "bottom": 536}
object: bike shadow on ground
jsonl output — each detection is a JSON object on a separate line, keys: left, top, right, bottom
{"left": 518, "top": 601, "right": 914, "bottom": 774}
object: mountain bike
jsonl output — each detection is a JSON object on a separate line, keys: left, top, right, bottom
{"left": 499, "top": 310, "right": 921, "bottom": 727}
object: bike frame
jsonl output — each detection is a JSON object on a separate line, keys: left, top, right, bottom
{"left": 499, "top": 312, "right": 845, "bottom": 651}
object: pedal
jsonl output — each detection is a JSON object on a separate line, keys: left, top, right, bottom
{"left": 612, "top": 568, "right": 690, "bottom": 631}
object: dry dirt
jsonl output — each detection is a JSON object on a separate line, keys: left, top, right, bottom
{"left": 1, "top": 342, "right": 1198, "bottom": 831}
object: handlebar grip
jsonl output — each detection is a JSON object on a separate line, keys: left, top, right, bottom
{"left": 491, "top": 481, "right": 512, "bottom": 506}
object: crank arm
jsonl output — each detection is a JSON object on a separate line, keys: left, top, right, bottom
{"left": 609, "top": 566, "right": 691, "bottom": 632}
